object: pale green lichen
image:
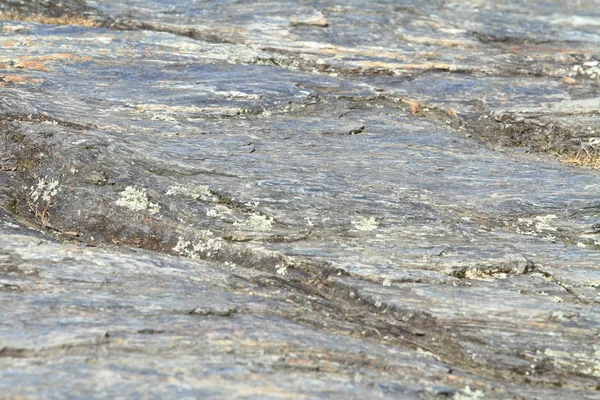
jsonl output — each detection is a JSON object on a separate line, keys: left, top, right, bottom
{"left": 173, "top": 230, "right": 223, "bottom": 258}
{"left": 233, "top": 214, "right": 273, "bottom": 231}
{"left": 166, "top": 185, "right": 213, "bottom": 201}
{"left": 116, "top": 186, "right": 160, "bottom": 214}
{"left": 352, "top": 217, "right": 379, "bottom": 231}
{"left": 30, "top": 177, "right": 59, "bottom": 203}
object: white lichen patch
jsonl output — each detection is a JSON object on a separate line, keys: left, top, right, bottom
{"left": 533, "top": 214, "right": 558, "bottom": 231}
{"left": 415, "top": 347, "right": 441, "bottom": 361}
{"left": 213, "top": 90, "right": 261, "bottom": 100}
{"left": 116, "top": 186, "right": 160, "bottom": 214}
{"left": 166, "top": 185, "right": 213, "bottom": 201}
{"left": 462, "top": 269, "right": 504, "bottom": 281}
{"left": 233, "top": 214, "right": 273, "bottom": 231}
{"left": 516, "top": 214, "right": 558, "bottom": 235}
{"left": 150, "top": 113, "right": 177, "bottom": 122}
{"left": 352, "top": 217, "right": 379, "bottom": 231}
{"left": 382, "top": 276, "right": 392, "bottom": 286}
{"left": 572, "top": 60, "right": 600, "bottom": 80}
{"left": 541, "top": 234, "right": 556, "bottom": 243}
{"left": 541, "top": 346, "right": 600, "bottom": 378}
{"left": 173, "top": 230, "right": 223, "bottom": 258}
{"left": 30, "top": 177, "right": 59, "bottom": 203}
{"left": 454, "top": 386, "right": 485, "bottom": 400}
{"left": 276, "top": 265, "right": 287, "bottom": 275}
{"left": 206, "top": 204, "right": 231, "bottom": 218}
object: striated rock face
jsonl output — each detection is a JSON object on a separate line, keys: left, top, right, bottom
{"left": 1, "top": 1, "right": 599, "bottom": 398}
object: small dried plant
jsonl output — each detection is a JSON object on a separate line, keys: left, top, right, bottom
{"left": 562, "top": 138, "right": 600, "bottom": 169}
{"left": 27, "top": 177, "right": 59, "bottom": 227}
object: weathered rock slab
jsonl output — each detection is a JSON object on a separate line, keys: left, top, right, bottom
{"left": 1, "top": 1, "right": 600, "bottom": 398}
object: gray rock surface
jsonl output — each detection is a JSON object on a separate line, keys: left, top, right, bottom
{"left": 1, "top": 1, "right": 599, "bottom": 398}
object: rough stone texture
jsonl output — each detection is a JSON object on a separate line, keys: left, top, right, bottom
{"left": 1, "top": 1, "right": 600, "bottom": 399}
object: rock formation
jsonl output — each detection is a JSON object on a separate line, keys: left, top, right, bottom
{"left": 1, "top": 1, "right": 599, "bottom": 398}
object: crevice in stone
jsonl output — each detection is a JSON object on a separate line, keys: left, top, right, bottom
{"left": 0, "top": 113, "right": 95, "bottom": 131}
{"left": 448, "top": 259, "right": 534, "bottom": 280}
{"left": 531, "top": 265, "right": 588, "bottom": 304}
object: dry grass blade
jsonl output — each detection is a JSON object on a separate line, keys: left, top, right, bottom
{"left": 561, "top": 139, "right": 600, "bottom": 169}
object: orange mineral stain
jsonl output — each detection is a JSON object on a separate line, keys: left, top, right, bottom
{"left": 1, "top": 53, "right": 92, "bottom": 72}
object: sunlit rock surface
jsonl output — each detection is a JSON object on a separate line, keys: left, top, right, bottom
{"left": 1, "top": 1, "right": 600, "bottom": 398}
